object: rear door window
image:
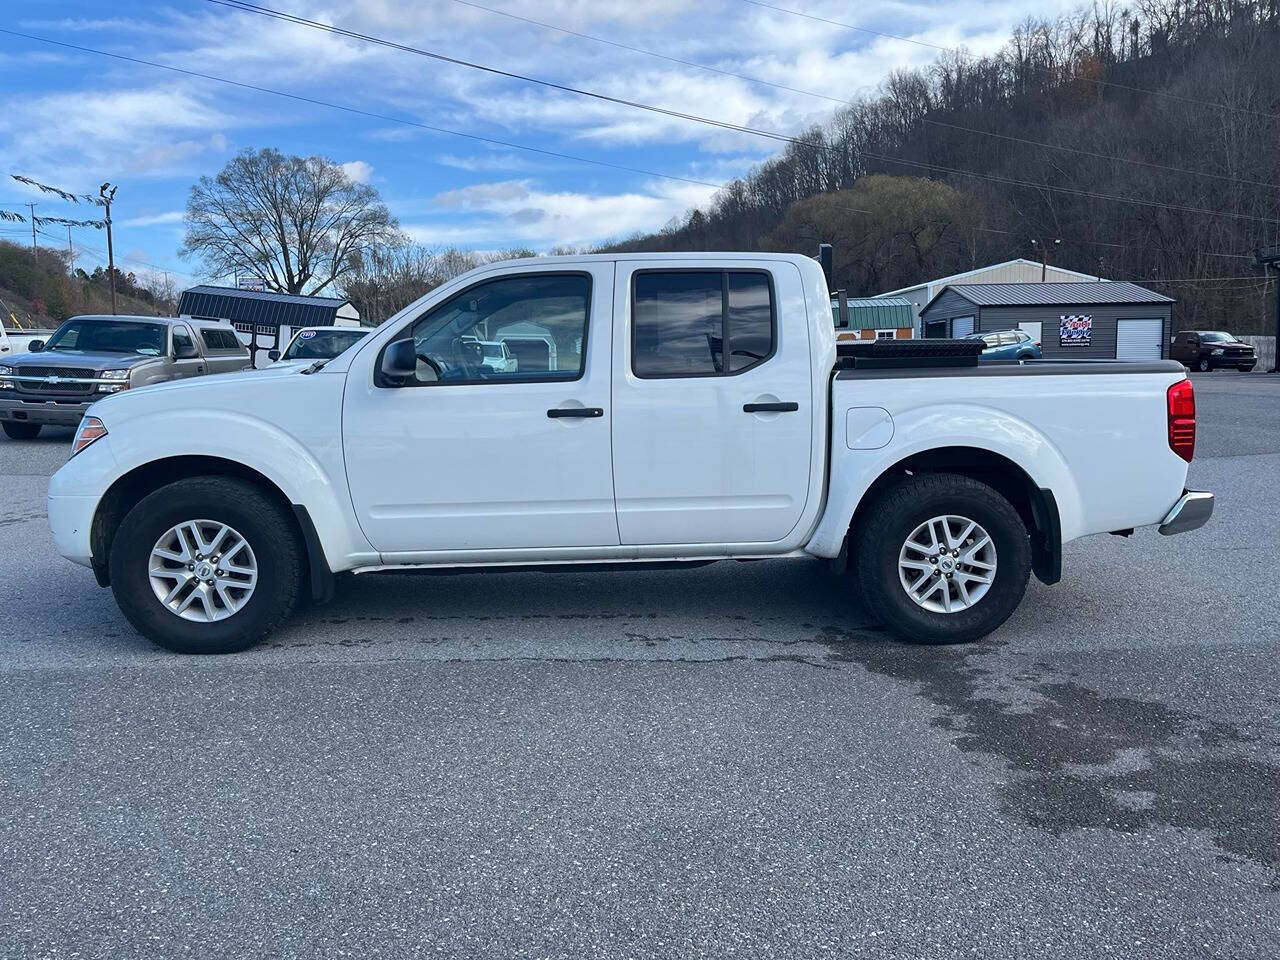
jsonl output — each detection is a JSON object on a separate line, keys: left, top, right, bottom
{"left": 632, "top": 270, "right": 775, "bottom": 378}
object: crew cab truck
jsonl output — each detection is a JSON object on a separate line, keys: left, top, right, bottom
{"left": 47, "top": 253, "right": 1213, "bottom": 654}
{"left": 0, "top": 315, "right": 249, "bottom": 440}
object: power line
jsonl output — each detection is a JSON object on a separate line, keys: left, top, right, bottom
{"left": 203, "top": 1, "right": 1280, "bottom": 226}
{"left": 738, "top": 0, "right": 1280, "bottom": 123}
{"left": 443, "top": 0, "right": 1280, "bottom": 193}
{"left": 0, "top": 27, "right": 870, "bottom": 225}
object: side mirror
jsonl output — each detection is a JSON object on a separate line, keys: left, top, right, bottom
{"left": 29, "top": 339, "right": 45, "bottom": 352}
{"left": 175, "top": 343, "right": 200, "bottom": 360}
{"left": 379, "top": 338, "right": 417, "bottom": 384}
{"left": 267, "top": 349, "right": 281, "bottom": 362}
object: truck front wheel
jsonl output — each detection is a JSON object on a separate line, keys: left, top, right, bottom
{"left": 851, "top": 473, "right": 1031, "bottom": 645}
{"left": 108, "top": 477, "right": 304, "bottom": 654}
{"left": 2, "top": 421, "right": 41, "bottom": 440}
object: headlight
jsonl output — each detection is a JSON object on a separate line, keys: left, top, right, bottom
{"left": 0, "top": 363, "right": 11, "bottom": 389}
{"left": 0, "top": 364, "right": 12, "bottom": 376}
{"left": 1211, "top": 348, "right": 1224, "bottom": 355}
{"left": 70, "top": 416, "right": 107, "bottom": 457}
{"left": 98, "top": 369, "right": 130, "bottom": 393}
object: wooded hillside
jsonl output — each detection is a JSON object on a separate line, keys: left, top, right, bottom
{"left": 602, "top": 0, "right": 1280, "bottom": 331}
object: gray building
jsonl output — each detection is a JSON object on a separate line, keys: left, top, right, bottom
{"left": 919, "top": 281, "right": 1174, "bottom": 361}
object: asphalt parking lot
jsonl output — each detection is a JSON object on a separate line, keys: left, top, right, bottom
{"left": 1, "top": 372, "right": 1278, "bottom": 959}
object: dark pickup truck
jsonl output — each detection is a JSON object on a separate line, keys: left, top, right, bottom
{"left": 0, "top": 314, "right": 249, "bottom": 439}
{"left": 1170, "top": 330, "right": 1257, "bottom": 372}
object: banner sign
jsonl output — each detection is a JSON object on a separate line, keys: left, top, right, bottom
{"left": 1059, "top": 314, "right": 1093, "bottom": 348}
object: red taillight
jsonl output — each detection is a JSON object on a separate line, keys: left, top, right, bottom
{"left": 1167, "top": 379, "right": 1195, "bottom": 462}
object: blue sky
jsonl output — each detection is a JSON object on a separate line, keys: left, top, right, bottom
{"left": 0, "top": 0, "right": 1079, "bottom": 290}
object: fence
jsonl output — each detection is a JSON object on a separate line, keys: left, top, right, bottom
{"left": 1239, "top": 336, "right": 1276, "bottom": 372}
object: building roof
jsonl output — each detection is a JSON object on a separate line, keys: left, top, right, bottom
{"left": 875, "top": 259, "right": 1103, "bottom": 299}
{"left": 924, "top": 281, "right": 1174, "bottom": 312}
{"left": 178, "top": 285, "right": 355, "bottom": 329}
{"left": 831, "top": 296, "right": 916, "bottom": 329}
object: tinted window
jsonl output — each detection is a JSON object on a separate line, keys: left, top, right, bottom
{"left": 632, "top": 270, "right": 774, "bottom": 378}
{"left": 282, "top": 329, "right": 367, "bottom": 360}
{"left": 200, "top": 328, "right": 240, "bottom": 350}
{"left": 172, "top": 325, "right": 195, "bottom": 355}
{"left": 401, "top": 273, "right": 590, "bottom": 386}
{"left": 727, "top": 273, "right": 773, "bottom": 371}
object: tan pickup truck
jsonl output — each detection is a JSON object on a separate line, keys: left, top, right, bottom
{"left": 0, "top": 314, "right": 250, "bottom": 440}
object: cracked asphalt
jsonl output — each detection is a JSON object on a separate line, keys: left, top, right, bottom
{"left": 1, "top": 373, "right": 1277, "bottom": 958}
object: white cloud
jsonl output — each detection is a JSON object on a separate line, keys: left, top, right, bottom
{"left": 120, "top": 211, "right": 185, "bottom": 228}
{"left": 340, "top": 160, "right": 374, "bottom": 183}
{"left": 404, "top": 177, "right": 717, "bottom": 249}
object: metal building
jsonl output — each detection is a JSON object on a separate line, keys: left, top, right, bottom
{"left": 831, "top": 297, "right": 917, "bottom": 341}
{"left": 874, "top": 259, "right": 1103, "bottom": 334}
{"left": 177, "top": 285, "right": 361, "bottom": 367}
{"left": 918, "top": 281, "right": 1174, "bottom": 360}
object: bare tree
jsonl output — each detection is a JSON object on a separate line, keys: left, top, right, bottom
{"left": 182, "top": 148, "right": 399, "bottom": 295}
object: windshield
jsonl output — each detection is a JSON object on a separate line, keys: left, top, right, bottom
{"left": 1197, "top": 331, "right": 1233, "bottom": 342}
{"left": 282, "top": 329, "right": 367, "bottom": 360}
{"left": 44, "top": 318, "right": 166, "bottom": 356}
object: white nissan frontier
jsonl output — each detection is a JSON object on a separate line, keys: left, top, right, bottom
{"left": 46, "top": 253, "right": 1212, "bottom": 653}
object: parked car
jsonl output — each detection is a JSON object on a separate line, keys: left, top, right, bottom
{"left": 0, "top": 326, "right": 11, "bottom": 357}
{"left": 1169, "top": 330, "right": 1256, "bottom": 372}
{"left": 478, "top": 339, "right": 518, "bottom": 374}
{"left": 48, "top": 253, "right": 1212, "bottom": 654}
{"left": 268, "top": 326, "right": 370, "bottom": 364}
{"left": 0, "top": 315, "right": 249, "bottom": 440}
{"left": 964, "top": 328, "right": 1042, "bottom": 360}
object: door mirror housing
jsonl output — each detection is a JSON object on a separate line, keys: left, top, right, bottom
{"left": 379, "top": 338, "right": 417, "bottom": 385}
{"left": 29, "top": 339, "right": 45, "bottom": 352}
{"left": 267, "top": 349, "right": 281, "bottom": 362}
{"left": 174, "top": 342, "right": 200, "bottom": 360}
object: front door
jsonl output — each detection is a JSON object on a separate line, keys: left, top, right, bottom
{"left": 343, "top": 264, "right": 618, "bottom": 555}
{"left": 610, "top": 262, "right": 813, "bottom": 546}
{"left": 169, "top": 323, "right": 205, "bottom": 379}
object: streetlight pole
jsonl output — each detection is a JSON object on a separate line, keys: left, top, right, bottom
{"left": 100, "top": 182, "right": 118, "bottom": 315}
{"left": 1031, "top": 238, "right": 1062, "bottom": 281}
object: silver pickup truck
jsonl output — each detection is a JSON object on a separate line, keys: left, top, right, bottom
{"left": 0, "top": 314, "right": 250, "bottom": 440}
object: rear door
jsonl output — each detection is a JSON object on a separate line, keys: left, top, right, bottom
{"left": 610, "top": 261, "right": 812, "bottom": 546}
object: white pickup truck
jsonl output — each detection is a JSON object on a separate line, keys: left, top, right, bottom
{"left": 48, "top": 253, "right": 1212, "bottom": 654}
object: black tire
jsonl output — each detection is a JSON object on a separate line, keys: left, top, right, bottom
{"left": 1197, "top": 357, "right": 1212, "bottom": 372}
{"left": 2, "top": 421, "right": 41, "bottom": 440}
{"left": 851, "top": 473, "right": 1031, "bottom": 645}
{"left": 108, "top": 476, "right": 304, "bottom": 654}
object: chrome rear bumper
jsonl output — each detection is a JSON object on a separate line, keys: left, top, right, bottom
{"left": 1158, "top": 489, "right": 1214, "bottom": 536}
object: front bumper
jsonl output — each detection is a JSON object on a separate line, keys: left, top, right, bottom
{"left": 0, "top": 396, "right": 92, "bottom": 427}
{"left": 1158, "top": 489, "right": 1214, "bottom": 536}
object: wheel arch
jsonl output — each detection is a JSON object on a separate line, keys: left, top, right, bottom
{"left": 838, "top": 445, "right": 1062, "bottom": 586}
{"left": 90, "top": 455, "right": 335, "bottom": 600}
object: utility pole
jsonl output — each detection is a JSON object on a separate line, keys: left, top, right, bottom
{"left": 66, "top": 226, "right": 74, "bottom": 267}
{"left": 1031, "top": 238, "right": 1061, "bottom": 281}
{"left": 27, "top": 203, "right": 37, "bottom": 253}
{"left": 100, "top": 182, "right": 118, "bottom": 315}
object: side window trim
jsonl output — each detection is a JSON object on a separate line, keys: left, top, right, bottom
{"left": 630, "top": 267, "right": 777, "bottom": 380}
{"left": 375, "top": 270, "right": 594, "bottom": 389}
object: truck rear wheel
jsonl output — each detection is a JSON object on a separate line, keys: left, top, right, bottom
{"left": 2, "top": 421, "right": 41, "bottom": 440}
{"left": 108, "top": 477, "right": 304, "bottom": 654}
{"left": 851, "top": 473, "right": 1031, "bottom": 645}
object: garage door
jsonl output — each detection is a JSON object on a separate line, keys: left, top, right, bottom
{"left": 951, "top": 316, "right": 974, "bottom": 338}
{"left": 1116, "top": 319, "right": 1163, "bottom": 360}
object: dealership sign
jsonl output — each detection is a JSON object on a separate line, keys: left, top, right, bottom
{"left": 1060, "top": 314, "right": 1093, "bottom": 347}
